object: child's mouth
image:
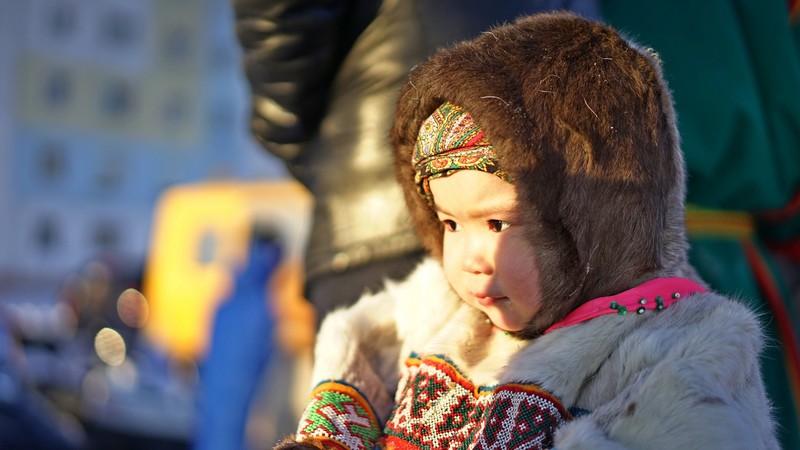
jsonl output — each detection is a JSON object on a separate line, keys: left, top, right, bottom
{"left": 476, "top": 295, "right": 508, "bottom": 307}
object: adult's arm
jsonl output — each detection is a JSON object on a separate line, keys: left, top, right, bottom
{"left": 233, "top": 0, "right": 371, "bottom": 161}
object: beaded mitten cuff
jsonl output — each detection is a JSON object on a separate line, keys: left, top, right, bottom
{"left": 296, "top": 381, "right": 384, "bottom": 450}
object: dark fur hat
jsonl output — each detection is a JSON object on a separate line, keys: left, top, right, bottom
{"left": 391, "top": 12, "right": 697, "bottom": 336}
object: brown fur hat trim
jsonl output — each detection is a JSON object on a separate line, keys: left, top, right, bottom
{"left": 391, "top": 12, "right": 692, "bottom": 336}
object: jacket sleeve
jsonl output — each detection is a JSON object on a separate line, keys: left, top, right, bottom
{"left": 232, "top": 0, "right": 364, "bottom": 161}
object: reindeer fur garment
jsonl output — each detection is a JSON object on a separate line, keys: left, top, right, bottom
{"left": 313, "top": 258, "right": 777, "bottom": 449}
{"left": 303, "top": 12, "right": 777, "bottom": 449}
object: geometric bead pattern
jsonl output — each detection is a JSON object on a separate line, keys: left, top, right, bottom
{"left": 413, "top": 101, "right": 512, "bottom": 203}
{"left": 384, "top": 355, "right": 571, "bottom": 450}
{"left": 296, "top": 381, "right": 383, "bottom": 450}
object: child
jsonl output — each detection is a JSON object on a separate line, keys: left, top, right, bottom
{"left": 277, "top": 12, "right": 778, "bottom": 449}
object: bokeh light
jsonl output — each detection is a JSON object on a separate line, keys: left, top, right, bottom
{"left": 117, "top": 288, "right": 149, "bottom": 328}
{"left": 94, "top": 327, "right": 126, "bottom": 366}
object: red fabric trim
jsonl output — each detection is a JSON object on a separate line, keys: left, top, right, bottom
{"left": 759, "top": 189, "right": 800, "bottom": 222}
{"left": 544, "top": 277, "right": 708, "bottom": 334}
{"left": 742, "top": 240, "right": 800, "bottom": 419}
{"left": 766, "top": 237, "right": 800, "bottom": 263}
{"left": 791, "top": 0, "right": 800, "bottom": 23}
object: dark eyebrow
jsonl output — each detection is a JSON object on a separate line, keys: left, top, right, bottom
{"left": 434, "top": 202, "right": 518, "bottom": 219}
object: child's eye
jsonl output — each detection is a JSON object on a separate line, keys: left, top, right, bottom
{"left": 488, "top": 220, "right": 510, "bottom": 232}
{"left": 442, "top": 219, "right": 459, "bottom": 232}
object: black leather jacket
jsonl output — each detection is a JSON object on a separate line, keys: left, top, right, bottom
{"left": 234, "top": 0, "right": 600, "bottom": 284}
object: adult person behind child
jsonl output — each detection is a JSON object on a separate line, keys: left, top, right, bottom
{"left": 601, "top": 3, "right": 800, "bottom": 447}
{"left": 232, "top": 0, "right": 601, "bottom": 324}
{"left": 203, "top": 3, "right": 598, "bottom": 449}
{"left": 276, "top": 12, "right": 777, "bottom": 449}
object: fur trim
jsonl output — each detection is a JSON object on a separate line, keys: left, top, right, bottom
{"left": 391, "top": 12, "right": 695, "bottom": 336}
{"left": 310, "top": 258, "right": 464, "bottom": 421}
{"left": 308, "top": 257, "right": 777, "bottom": 448}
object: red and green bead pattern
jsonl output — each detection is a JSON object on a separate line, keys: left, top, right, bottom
{"left": 297, "top": 381, "right": 383, "bottom": 450}
{"left": 384, "top": 355, "right": 570, "bottom": 449}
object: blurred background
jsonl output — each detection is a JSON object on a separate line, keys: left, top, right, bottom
{"left": 1, "top": 0, "right": 800, "bottom": 449}
{"left": 0, "top": 0, "right": 313, "bottom": 448}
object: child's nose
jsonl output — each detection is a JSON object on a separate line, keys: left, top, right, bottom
{"left": 461, "top": 239, "right": 493, "bottom": 275}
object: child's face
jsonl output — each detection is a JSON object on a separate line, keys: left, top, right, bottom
{"left": 430, "top": 170, "right": 543, "bottom": 332}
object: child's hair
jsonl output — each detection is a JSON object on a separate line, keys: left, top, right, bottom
{"left": 390, "top": 12, "right": 692, "bottom": 336}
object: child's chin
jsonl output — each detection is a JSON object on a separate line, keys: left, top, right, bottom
{"left": 490, "top": 318, "right": 523, "bottom": 333}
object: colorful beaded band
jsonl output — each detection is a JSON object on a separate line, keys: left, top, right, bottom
{"left": 385, "top": 355, "right": 569, "bottom": 449}
{"left": 413, "top": 102, "right": 512, "bottom": 204}
{"left": 296, "top": 380, "right": 383, "bottom": 450}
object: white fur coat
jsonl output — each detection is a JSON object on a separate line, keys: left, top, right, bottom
{"left": 307, "top": 257, "right": 778, "bottom": 449}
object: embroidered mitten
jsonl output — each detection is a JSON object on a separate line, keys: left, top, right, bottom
{"left": 294, "top": 381, "right": 384, "bottom": 450}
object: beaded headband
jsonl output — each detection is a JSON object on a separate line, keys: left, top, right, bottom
{"left": 412, "top": 102, "right": 512, "bottom": 203}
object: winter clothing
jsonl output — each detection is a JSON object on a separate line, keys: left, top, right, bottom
{"left": 280, "top": 12, "right": 778, "bottom": 449}
{"left": 234, "top": 0, "right": 601, "bottom": 319}
{"left": 300, "top": 259, "right": 774, "bottom": 449}
{"left": 391, "top": 11, "right": 698, "bottom": 338}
